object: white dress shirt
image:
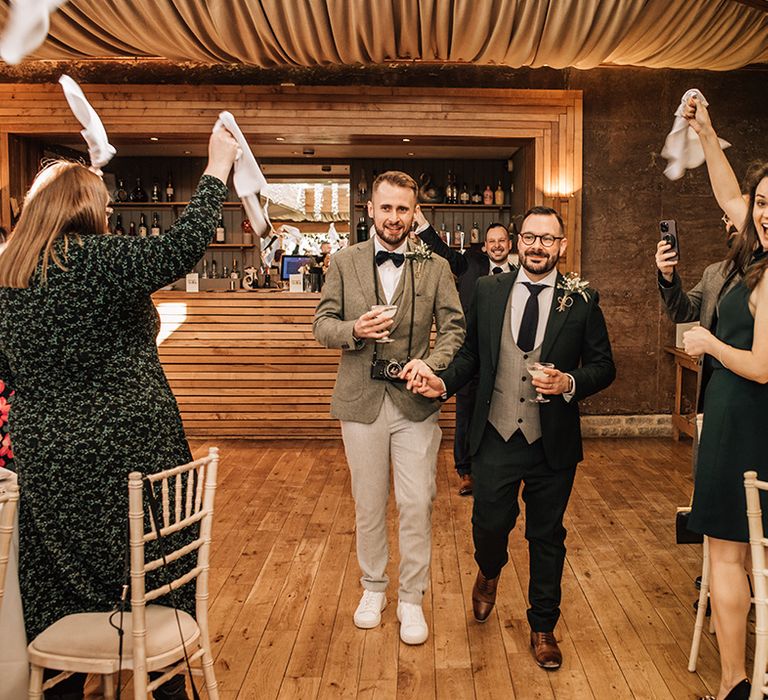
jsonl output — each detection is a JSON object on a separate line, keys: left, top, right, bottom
{"left": 374, "top": 237, "right": 408, "bottom": 304}
{"left": 511, "top": 267, "right": 575, "bottom": 400}
{"left": 488, "top": 260, "right": 513, "bottom": 275}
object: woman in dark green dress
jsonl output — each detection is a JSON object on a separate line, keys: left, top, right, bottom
{"left": 682, "top": 96, "right": 768, "bottom": 700}
{"left": 0, "top": 126, "right": 238, "bottom": 699}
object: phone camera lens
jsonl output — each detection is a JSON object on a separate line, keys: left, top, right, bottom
{"left": 660, "top": 222, "right": 669, "bottom": 233}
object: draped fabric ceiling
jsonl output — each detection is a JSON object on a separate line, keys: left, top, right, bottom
{"left": 0, "top": 0, "right": 766, "bottom": 71}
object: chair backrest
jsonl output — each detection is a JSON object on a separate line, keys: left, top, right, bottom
{"left": 744, "top": 470, "right": 768, "bottom": 699}
{"left": 0, "top": 480, "right": 20, "bottom": 615}
{"left": 127, "top": 447, "right": 219, "bottom": 678}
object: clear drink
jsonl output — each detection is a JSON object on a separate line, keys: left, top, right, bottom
{"left": 527, "top": 362, "right": 555, "bottom": 403}
{"left": 371, "top": 304, "right": 397, "bottom": 343}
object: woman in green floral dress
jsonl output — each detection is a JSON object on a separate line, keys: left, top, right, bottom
{"left": 0, "top": 127, "right": 238, "bottom": 699}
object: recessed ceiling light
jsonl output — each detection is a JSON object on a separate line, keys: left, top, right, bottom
{"left": 149, "top": 137, "right": 159, "bottom": 142}
{"left": 292, "top": 151, "right": 300, "bottom": 155}
{"left": 275, "top": 137, "right": 285, "bottom": 142}
{"left": 402, "top": 138, "right": 411, "bottom": 143}
{"left": 183, "top": 150, "right": 191, "bottom": 155}
{"left": 407, "top": 152, "right": 415, "bottom": 156}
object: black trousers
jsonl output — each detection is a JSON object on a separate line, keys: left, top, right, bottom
{"left": 453, "top": 376, "right": 478, "bottom": 476}
{"left": 472, "top": 424, "right": 576, "bottom": 632}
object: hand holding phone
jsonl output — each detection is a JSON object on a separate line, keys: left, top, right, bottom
{"left": 659, "top": 219, "right": 679, "bottom": 262}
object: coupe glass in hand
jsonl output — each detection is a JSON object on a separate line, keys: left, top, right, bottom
{"left": 527, "top": 362, "right": 555, "bottom": 403}
{"left": 371, "top": 304, "right": 397, "bottom": 343}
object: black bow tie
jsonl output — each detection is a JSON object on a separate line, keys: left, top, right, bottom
{"left": 376, "top": 250, "right": 405, "bottom": 267}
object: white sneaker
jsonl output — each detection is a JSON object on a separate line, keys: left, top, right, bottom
{"left": 353, "top": 591, "right": 387, "bottom": 629}
{"left": 397, "top": 601, "right": 428, "bottom": 645}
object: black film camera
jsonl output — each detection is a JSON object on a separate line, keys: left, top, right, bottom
{"left": 371, "top": 358, "right": 406, "bottom": 383}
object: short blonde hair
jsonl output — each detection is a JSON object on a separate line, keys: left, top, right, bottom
{"left": 0, "top": 161, "right": 109, "bottom": 288}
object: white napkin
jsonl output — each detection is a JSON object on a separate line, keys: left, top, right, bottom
{"left": 661, "top": 89, "right": 731, "bottom": 181}
{"left": 0, "top": 0, "right": 66, "bottom": 65}
{"left": 58, "top": 75, "right": 116, "bottom": 170}
{"left": 215, "top": 111, "right": 271, "bottom": 236}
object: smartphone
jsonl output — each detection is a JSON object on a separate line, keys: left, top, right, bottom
{"left": 659, "top": 219, "right": 679, "bottom": 261}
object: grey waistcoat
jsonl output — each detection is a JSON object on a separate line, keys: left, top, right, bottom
{"left": 488, "top": 291, "right": 542, "bottom": 443}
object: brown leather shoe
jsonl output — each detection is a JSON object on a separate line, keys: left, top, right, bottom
{"left": 458, "top": 474, "right": 473, "bottom": 496}
{"left": 530, "top": 631, "right": 562, "bottom": 670}
{"left": 472, "top": 570, "right": 499, "bottom": 622}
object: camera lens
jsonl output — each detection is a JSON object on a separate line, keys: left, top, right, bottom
{"left": 385, "top": 360, "right": 403, "bottom": 380}
{"left": 660, "top": 222, "right": 669, "bottom": 233}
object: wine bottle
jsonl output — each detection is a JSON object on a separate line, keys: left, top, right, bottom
{"left": 129, "top": 178, "right": 148, "bottom": 202}
{"left": 151, "top": 180, "right": 161, "bottom": 203}
{"left": 356, "top": 215, "right": 369, "bottom": 243}
{"left": 113, "top": 178, "right": 128, "bottom": 203}
{"left": 215, "top": 217, "right": 226, "bottom": 243}
{"left": 150, "top": 212, "right": 161, "bottom": 236}
{"left": 138, "top": 213, "right": 148, "bottom": 237}
{"left": 165, "top": 173, "right": 174, "bottom": 202}
{"left": 128, "top": 221, "right": 137, "bottom": 237}
{"left": 113, "top": 213, "right": 125, "bottom": 235}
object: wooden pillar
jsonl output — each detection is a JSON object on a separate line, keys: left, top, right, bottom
{"left": 0, "top": 132, "right": 9, "bottom": 230}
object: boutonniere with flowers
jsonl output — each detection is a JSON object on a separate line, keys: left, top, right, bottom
{"left": 556, "top": 272, "right": 591, "bottom": 312}
{"left": 405, "top": 241, "right": 433, "bottom": 278}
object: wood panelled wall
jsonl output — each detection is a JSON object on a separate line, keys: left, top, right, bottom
{"left": 0, "top": 84, "right": 583, "bottom": 270}
{"left": 153, "top": 291, "right": 456, "bottom": 439}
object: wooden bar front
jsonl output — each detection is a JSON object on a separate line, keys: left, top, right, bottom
{"left": 154, "top": 291, "right": 456, "bottom": 439}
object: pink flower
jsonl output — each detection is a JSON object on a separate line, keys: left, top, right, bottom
{"left": 0, "top": 396, "right": 9, "bottom": 422}
{"left": 0, "top": 433, "right": 12, "bottom": 460}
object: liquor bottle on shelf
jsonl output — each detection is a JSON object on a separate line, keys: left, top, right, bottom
{"left": 113, "top": 213, "right": 125, "bottom": 236}
{"left": 202, "top": 258, "right": 209, "bottom": 279}
{"left": 128, "top": 221, "right": 137, "bottom": 237}
{"left": 483, "top": 184, "right": 494, "bottom": 205}
{"left": 222, "top": 264, "right": 229, "bottom": 278}
{"left": 444, "top": 171, "right": 453, "bottom": 204}
{"left": 451, "top": 177, "right": 459, "bottom": 205}
{"left": 454, "top": 223, "right": 464, "bottom": 248}
{"left": 150, "top": 212, "right": 161, "bottom": 236}
{"left": 151, "top": 180, "right": 161, "bottom": 203}
{"left": 129, "top": 177, "right": 148, "bottom": 202}
{"left": 165, "top": 173, "right": 174, "bottom": 202}
{"left": 230, "top": 258, "right": 240, "bottom": 280}
{"left": 262, "top": 263, "right": 271, "bottom": 289}
{"left": 459, "top": 183, "right": 470, "bottom": 205}
{"left": 439, "top": 222, "right": 450, "bottom": 246}
{"left": 210, "top": 258, "right": 218, "bottom": 278}
{"left": 138, "top": 213, "right": 148, "bottom": 237}
{"left": 471, "top": 185, "right": 482, "bottom": 205}
{"left": 357, "top": 169, "right": 368, "bottom": 203}
{"left": 241, "top": 215, "right": 253, "bottom": 246}
{"left": 215, "top": 217, "right": 226, "bottom": 244}
{"left": 113, "top": 178, "right": 128, "bottom": 203}
{"left": 494, "top": 181, "right": 505, "bottom": 206}
{"left": 470, "top": 221, "right": 480, "bottom": 244}
{"left": 356, "top": 215, "right": 369, "bottom": 242}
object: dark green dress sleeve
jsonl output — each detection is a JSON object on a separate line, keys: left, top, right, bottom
{"left": 81, "top": 174, "right": 227, "bottom": 295}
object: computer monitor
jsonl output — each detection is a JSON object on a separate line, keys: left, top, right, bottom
{"left": 280, "top": 255, "right": 314, "bottom": 281}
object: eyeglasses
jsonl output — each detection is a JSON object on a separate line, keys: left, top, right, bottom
{"left": 518, "top": 232, "right": 564, "bottom": 247}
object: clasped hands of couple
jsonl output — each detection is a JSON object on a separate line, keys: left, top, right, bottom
{"left": 353, "top": 308, "right": 572, "bottom": 398}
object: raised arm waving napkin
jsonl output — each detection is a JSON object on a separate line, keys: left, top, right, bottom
{"left": 215, "top": 111, "right": 272, "bottom": 237}
{"left": 661, "top": 89, "right": 730, "bottom": 181}
{"left": 58, "top": 75, "right": 116, "bottom": 170}
{"left": 0, "top": 0, "right": 66, "bottom": 65}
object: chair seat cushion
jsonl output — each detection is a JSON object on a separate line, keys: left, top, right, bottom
{"left": 29, "top": 605, "right": 199, "bottom": 661}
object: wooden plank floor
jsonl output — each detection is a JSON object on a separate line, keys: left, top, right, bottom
{"left": 108, "top": 437, "right": 730, "bottom": 699}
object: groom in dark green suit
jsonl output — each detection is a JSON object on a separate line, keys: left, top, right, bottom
{"left": 406, "top": 206, "right": 615, "bottom": 670}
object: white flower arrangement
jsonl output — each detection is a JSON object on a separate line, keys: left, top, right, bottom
{"left": 556, "top": 272, "right": 590, "bottom": 312}
{"left": 405, "top": 241, "right": 433, "bottom": 277}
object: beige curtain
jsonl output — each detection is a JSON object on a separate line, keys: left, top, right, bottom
{"left": 0, "top": 0, "right": 766, "bottom": 70}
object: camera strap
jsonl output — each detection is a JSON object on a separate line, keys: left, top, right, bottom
{"left": 371, "top": 248, "right": 416, "bottom": 364}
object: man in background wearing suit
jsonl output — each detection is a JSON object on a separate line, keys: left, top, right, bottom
{"left": 408, "top": 206, "right": 615, "bottom": 669}
{"left": 313, "top": 171, "right": 464, "bottom": 646}
{"left": 416, "top": 213, "right": 514, "bottom": 496}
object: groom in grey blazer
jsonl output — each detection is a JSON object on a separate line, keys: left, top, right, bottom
{"left": 313, "top": 171, "right": 464, "bottom": 646}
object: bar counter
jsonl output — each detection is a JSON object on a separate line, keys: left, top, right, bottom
{"left": 153, "top": 290, "right": 456, "bottom": 439}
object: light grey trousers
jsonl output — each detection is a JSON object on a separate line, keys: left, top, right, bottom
{"left": 341, "top": 394, "right": 442, "bottom": 604}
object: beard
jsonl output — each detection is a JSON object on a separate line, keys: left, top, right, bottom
{"left": 520, "top": 247, "right": 560, "bottom": 276}
{"left": 374, "top": 222, "right": 410, "bottom": 248}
